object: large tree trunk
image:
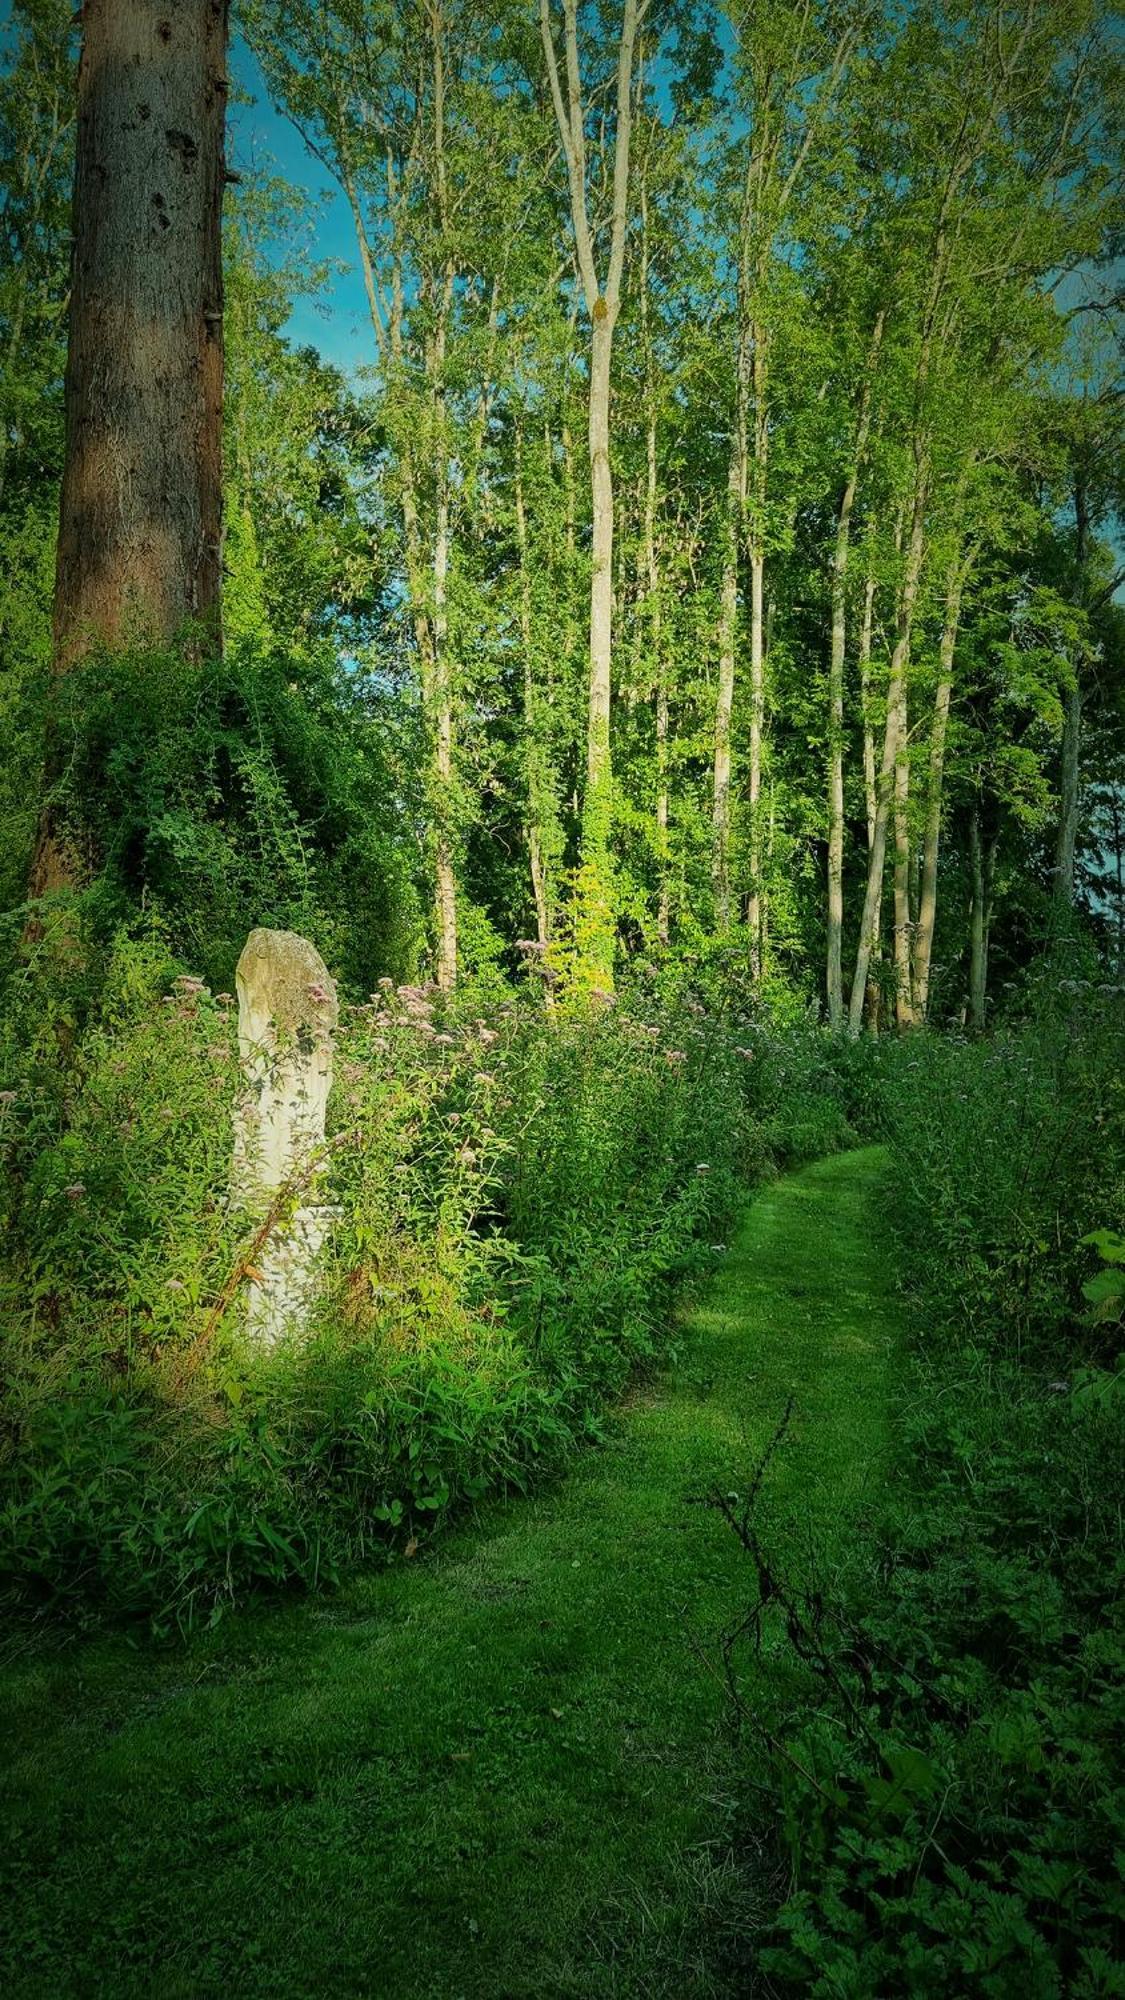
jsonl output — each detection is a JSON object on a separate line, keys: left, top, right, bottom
{"left": 848, "top": 456, "right": 928, "bottom": 1034}
{"left": 29, "top": 0, "right": 229, "bottom": 901}
{"left": 55, "top": 0, "right": 227, "bottom": 666}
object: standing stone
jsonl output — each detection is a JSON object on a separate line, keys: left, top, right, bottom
{"left": 231, "top": 928, "right": 339, "bottom": 1344}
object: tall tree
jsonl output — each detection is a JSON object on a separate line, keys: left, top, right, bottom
{"left": 29, "top": 0, "right": 230, "bottom": 899}
{"left": 539, "top": 0, "right": 646, "bottom": 990}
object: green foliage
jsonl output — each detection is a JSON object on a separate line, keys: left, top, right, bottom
{"left": 723, "top": 982, "right": 1125, "bottom": 1994}
{"left": 0, "top": 955, "right": 862, "bottom": 1629}
{"left": 16, "top": 637, "right": 420, "bottom": 995}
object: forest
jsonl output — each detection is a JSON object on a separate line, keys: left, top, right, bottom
{"left": 0, "top": 1, "right": 1123, "bottom": 1995}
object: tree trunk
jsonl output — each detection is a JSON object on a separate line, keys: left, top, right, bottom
{"left": 913, "top": 553, "right": 967, "bottom": 1019}
{"left": 580, "top": 304, "right": 616, "bottom": 975}
{"left": 54, "top": 0, "right": 227, "bottom": 666}
{"left": 968, "top": 804, "right": 994, "bottom": 1032}
{"left": 848, "top": 456, "right": 928, "bottom": 1034}
{"left": 858, "top": 568, "right": 877, "bottom": 850}
{"left": 827, "top": 312, "right": 883, "bottom": 1027}
{"left": 432, "top": 475, "right": 458, "bottom": 991}
{"left": 515, "top": 426, "right": 551, "bottom": 949}
{"left": 1053, "top": 476, "right": 1089, "bottom": 910}
{"left": 29, "top": 0, "right": 229, "bottom": 901}
{"left": 713, "top": 425, "right": 743, "bottom": 930}
{"left": 1053, "top": 679, "right": 1082, "bottom": 908}
{"left": 745, "top": 321, "right": 767, "bottom": 979}
{"left": 892, "top": 664, "right": 913, "bottom": 1028}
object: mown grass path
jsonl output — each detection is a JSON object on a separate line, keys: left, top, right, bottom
{"left": 1, "top": 1148, "right": 900, "bottom": 1999}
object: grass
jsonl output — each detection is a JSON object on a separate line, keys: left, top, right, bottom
{"left": 0, "top": 1147, "right": 900, "bottom": 1999}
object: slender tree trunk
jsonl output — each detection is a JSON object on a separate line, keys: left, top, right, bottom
{"left": 913, "top": 551, "right": 968, "bottom": 1019}
{"left": 848, "top": 455, "right": 928, "bottom": 1034}
{"left": 582, "top": 306, "right": 615, "bottom": 969}
{"left": 713, "top": 422, "right": 745, "bottom": 930}
{"left": 29, "top": 0, "right": 229, "bottom": 900}
{"left": 540, "top": 0, "right": 641, "bottom": 989}
{"left": 968, "top": 804, "right": 994, "bottom": 1032}
{"left": 431, "top": 473, "right": 457, "bottom": 990}
{"left": 746, "top": 322, "right": 767, "bottom": 979}
{"left": 643, "top": 411, "right": 669, "bottom": 944}
{"left": 858, "top": 567, "right": 877, "bottom": 851}
{"left": 1053, "top": 680, "right": 1082, "bottom": 908}
{"left": 1053, "top": 478, "right": 1089, "bottom": 909}
{"left": 892, "top": 660, "right": 913, "bottom": 1028}
{"left": 826, "top": 312, "right": 883, "bottom": 1027}
{"left": 514, "top": 425, "right": 551, "bottom": 948}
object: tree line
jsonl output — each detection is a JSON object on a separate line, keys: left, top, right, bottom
{"left": 2, "top": 0, "right": 1123, "bottom": 1021}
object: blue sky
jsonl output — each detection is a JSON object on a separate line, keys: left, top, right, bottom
{"left": 229, "top": 34, "right": 374, "bottom": 376}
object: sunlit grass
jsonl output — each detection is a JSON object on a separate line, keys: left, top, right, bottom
{"left": 0, "top": 1149, "right": 897, "bottom": 1999}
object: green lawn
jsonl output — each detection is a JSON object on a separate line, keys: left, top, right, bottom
{"left": 0, "top": 1148, "right": 900, "bottom": 1999}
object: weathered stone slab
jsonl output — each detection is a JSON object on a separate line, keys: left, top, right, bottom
{"left": 231, "top": 928, "right": 339, "bottom": 1344}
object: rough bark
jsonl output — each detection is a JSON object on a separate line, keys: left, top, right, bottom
{"left": 28, "top": 0, "right": 229, "bottom": 902}
{"left": 54, "top": 0, "right": 227, "bottom": 666}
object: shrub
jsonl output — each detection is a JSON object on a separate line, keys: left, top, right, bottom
{"left": 0, "top": 955, "right": 860, "bottom": 1628}
{"left": 724, "top": 975, "right": 1125, "bottom": 1996}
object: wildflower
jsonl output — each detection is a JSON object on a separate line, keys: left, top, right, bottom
{"left": 515, "top": 938, "right": 547, "bottom": 954}
{"left": 63, "top": 1183, "right": 85, "bottom": 1201}
{"left": 165, "top": 1278, "right": 186, "bottom": 1293}
{"left": 477, "top": 1028, "right": 498, "bottom": 1046}
{"left": 474, "top": 1073, "right": 496, "bottom": 1088}
{"left": 456, "top": 1144, "right": 476, "bottom": 1167}
{"left": 215, "top": 992, "right": 235, "bottom": 1007}
{"left": 307, "top": 981, "right": 331, "bottom": 1004}
{"left": 665, "top": 1049, "right": 687, "bottom": 1064}
{"left": 174, "top": 975, "right": 206, "bottom": 995}
{"left": 434, "top": 1033, "right": 457, "bottom": 1047}
{"left": 0, "top": 1090, "right": 16, "bottom": 1106}
{"left": 696, "top": 1163, "right": 711, "bottom": 1175}
{"left": 377, "top": 977, "right": 394, "bottom": 991}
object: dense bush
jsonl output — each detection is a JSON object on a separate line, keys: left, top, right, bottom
{"left": 0, "top": 942, "right": 863, "bottom": 1629}
{"left": 728, "top": 973, "right": 1125, "bottom": 1997}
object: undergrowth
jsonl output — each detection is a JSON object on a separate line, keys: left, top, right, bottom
{"left": 722, "top": 969, "right": 1125, "bottom": 1997}
{"left": 0, "top": 928, "right": 859, "bottom": 1630}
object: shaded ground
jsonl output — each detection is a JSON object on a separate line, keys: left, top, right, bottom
{"left": 0, "top": 1147, "right": 899, "bottom": 1999}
